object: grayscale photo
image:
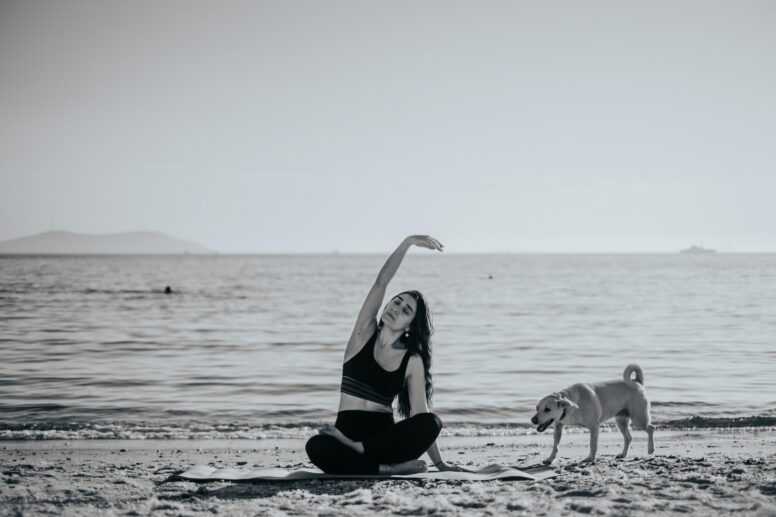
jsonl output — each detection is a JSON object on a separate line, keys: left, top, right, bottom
{"left": 1, "top": 1, "right": 775, "bottom": 515}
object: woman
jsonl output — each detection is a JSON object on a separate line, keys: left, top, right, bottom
{"left": 305, "top": 235, "right": 468, "bottom": 475}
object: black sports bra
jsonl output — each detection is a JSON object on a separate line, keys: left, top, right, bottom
{"left": 340, "top": 330, "right": 412, "bottom": 406}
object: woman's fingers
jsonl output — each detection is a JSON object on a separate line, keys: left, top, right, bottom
{"left": 442, "top": 463, "right": 471, "bottom": 472}
{"left": 410, "top": 235, "right": 444, "bottom": 251}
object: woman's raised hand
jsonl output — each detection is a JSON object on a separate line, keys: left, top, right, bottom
{"left": 405, "top": 235, "right": 444, "bottom": 252}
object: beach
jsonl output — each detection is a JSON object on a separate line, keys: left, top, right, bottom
{"left": 2, "top": 429, "right": 775, "bottom": 516}
{"left": 2, "top": 255, "right": 775, "bottom": 515}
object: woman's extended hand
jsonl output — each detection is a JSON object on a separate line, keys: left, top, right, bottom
{"left": 405, "top": 235, "right": 444, "bottom": 252}
{"left": 435, "top": 461, "right": 474, "bottom": 473}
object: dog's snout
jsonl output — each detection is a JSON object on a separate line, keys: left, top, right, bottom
{"left": 531, "top": 415, "right": 538, "bottom": 425}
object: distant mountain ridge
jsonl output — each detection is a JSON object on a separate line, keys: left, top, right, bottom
{"left": 0, "top": 231, "right": 214, "bottom": 255}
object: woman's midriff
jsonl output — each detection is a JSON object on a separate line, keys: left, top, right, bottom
{"left": 338, "top": 392, "right": 393, "bottom": 414}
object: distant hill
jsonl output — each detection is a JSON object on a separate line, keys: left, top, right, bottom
{"left": 0, "top": 231, "right": 214, "bottom": 255}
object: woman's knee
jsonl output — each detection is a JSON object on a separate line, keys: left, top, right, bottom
{"left": 413, "top": 412, "right": 443, "bottom": 436}
{"left": 305, "top": 435, "right": 328, "bottom": 468}
{"left": 430, "top": 412, "right": 443, "bottom": 436}
{"left": 431, "top": 413, "right": 443, "bottom": 431}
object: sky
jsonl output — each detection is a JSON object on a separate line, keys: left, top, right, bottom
{"left": 1, "top": 0, "right": 774, "bottom": 253}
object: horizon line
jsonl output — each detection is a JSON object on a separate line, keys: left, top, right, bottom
{"left": 2, "top": 250, "right": 775, "bottom": 256}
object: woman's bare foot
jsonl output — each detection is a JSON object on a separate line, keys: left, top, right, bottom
{"left": 379, "top": 459, "right": 428, "bottom": 475}
{"left": 318, "top": 424, "right": 347, "bottom": 442}
{"left": 317, "top": 425, "right": 364, "bottom": 454}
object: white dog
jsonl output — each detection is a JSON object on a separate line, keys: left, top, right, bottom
{"left": 530, "top": 364, "right": 655, "bottom": 464}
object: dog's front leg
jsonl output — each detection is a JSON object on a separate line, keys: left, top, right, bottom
{"left": 543, "top": 423, "right": 564, "bottom": 464}
{"left": 582, "top": 426, "right": 599, "bottom": 463}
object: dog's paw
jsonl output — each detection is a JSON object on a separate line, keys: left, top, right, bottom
{"left": 616, "top": 452, "right": 627, "bottom": 459}
{"left": 581, "top": 457, "right": 596, "bottom": 464}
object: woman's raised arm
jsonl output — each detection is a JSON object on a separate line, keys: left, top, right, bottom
{"left": 344, "top": 236, "right": 442, "bottom": 358}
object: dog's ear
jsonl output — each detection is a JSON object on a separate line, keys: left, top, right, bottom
{"left": 557, "top": 398, "right": 579, "bottom": 409}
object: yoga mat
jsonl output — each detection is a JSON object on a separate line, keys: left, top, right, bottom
{"left": 179, "top": 463, "right": 556, "bottom": 482}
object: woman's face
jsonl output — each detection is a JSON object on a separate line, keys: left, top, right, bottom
{"left": 380, "top": 294, "right": 418, "bottom": 332}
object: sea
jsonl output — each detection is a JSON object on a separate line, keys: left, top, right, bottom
{"left": 1, "top": 253, "right": 775, "bottom": 441}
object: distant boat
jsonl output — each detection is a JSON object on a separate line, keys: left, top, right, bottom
{"left": 680, "top": 245, "right": 716, "bottom": 254}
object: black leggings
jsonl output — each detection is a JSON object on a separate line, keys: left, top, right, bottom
{"left": 305, "top": 410, "right": 443, "bottom": 474}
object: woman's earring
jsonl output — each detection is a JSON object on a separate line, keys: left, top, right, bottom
{"left": 404, "top": 328, "right": 410, "bottom": 338}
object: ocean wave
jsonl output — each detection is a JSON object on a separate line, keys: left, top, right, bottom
{"left": 661, "top": 415, "right": 776, "bottom": 429}
{"left": 0, "top": 421, "right": 321, "bottom": 441}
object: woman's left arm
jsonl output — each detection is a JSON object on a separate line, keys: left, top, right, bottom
{"left": 406, "top": 357, "right": 472, "bottom": 472}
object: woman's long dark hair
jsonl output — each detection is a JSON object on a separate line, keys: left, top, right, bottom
{"left": 378, "top": 290, "right": 434, "bottom": 418}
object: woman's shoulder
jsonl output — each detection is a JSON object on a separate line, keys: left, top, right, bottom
{"left": 343, "top": 322, "right": 378, "bottom": 363}
{"left": 347, "top": 321, "right": 378, "bottom": 347}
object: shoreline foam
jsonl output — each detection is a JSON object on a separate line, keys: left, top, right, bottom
{"left": 2, "top": 414, "right": 775, "bottom": 441}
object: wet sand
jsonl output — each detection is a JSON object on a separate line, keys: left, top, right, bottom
{"left": 2, "top": 429, "right": 775, "bottom": 516}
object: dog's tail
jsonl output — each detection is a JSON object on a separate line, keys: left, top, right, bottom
{"left": 623, "top": 364, "right": 644, "bottom": 386}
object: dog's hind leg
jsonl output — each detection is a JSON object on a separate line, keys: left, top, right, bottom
{"left": 646, "top": 423, "right": 655, "bottom": 454}
{"left": 629, "top": 399, "right": 655, "bottom": 455}
{"left": 615, "top": 416, "right": 632, "bottom": 458}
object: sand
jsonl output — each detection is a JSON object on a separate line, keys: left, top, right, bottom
{"left": 2, "top": 429, "right": 775, "bottom": 516}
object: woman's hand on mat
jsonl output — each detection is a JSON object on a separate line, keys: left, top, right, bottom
{"left": 405, "top": 235, "right": 444, "bottom": 252}
{"left": 435, "top": 461, "right": 474, "bottom": 473}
